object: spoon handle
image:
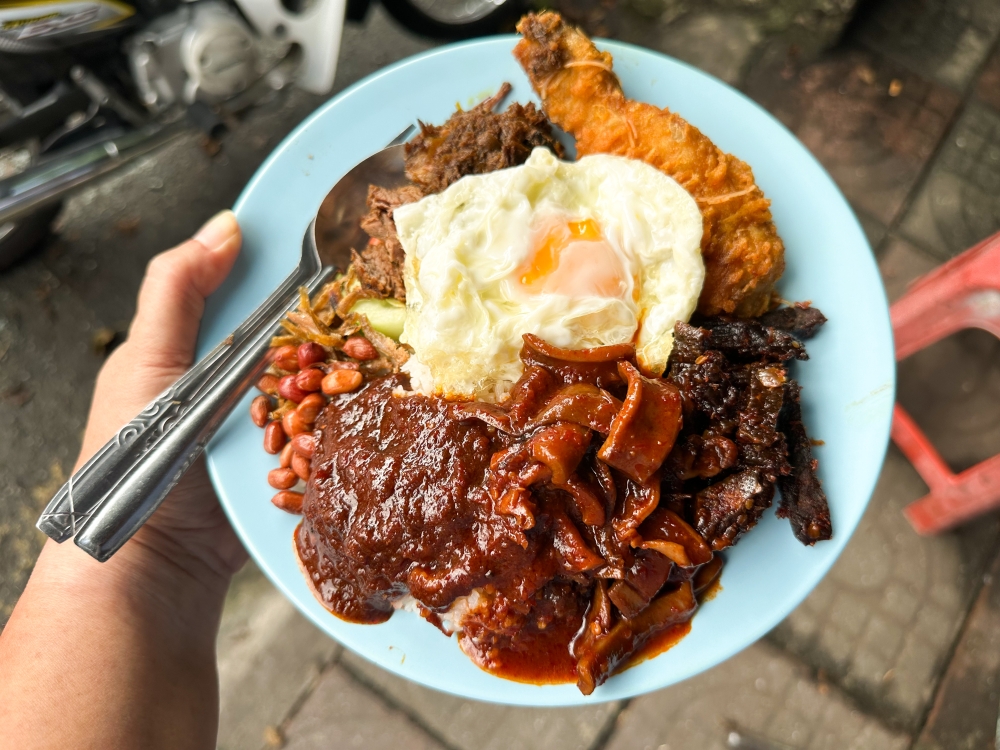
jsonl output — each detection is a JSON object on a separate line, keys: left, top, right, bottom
{"left": 35, "top": 255, "right": 322, "bottom": 546}
{"left": 69, "top": 265, "right": 334, "bottom": 561}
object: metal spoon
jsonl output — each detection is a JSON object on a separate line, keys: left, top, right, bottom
{"left": 37, "top": 126, "right": 414, "bottom": 562}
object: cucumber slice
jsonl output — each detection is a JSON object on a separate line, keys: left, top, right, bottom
{"left": 350, "top": 298, "right": 406, "bottom": 340}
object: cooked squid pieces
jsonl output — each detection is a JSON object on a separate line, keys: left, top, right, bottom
{"left": 395, "top": 148, "right": 705, "bottom": 400}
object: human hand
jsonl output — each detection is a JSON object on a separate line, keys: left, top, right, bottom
{"left": 0, "top": 211, "right": 250, "bottom": 750}
{"left": 75, "top": 209, "right": 248, "bottom": 584}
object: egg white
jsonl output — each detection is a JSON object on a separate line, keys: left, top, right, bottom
{"left": 394, "top": 147, "right": 704, "bottom": 400}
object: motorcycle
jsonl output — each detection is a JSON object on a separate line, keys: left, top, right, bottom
{"left": 0, "top": 0, "right": 523, "bottom": 270}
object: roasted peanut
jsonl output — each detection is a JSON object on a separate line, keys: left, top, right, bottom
{"left": 271, "top": 490, "right": 304, "bottom": 514}
{"left": 297, "top": 342, "right": 326, "bottom": 369}
{"left": 295, "top": 367, "right": 325, "bottom": 393}
{"left": 267, "top": 467, "right": 298, "bottom": 490}
{"left": 322, "top": 369, "right": 364, "bottom": 395}
{"left": 342, "top": 336, "right": 378, "bottom": 361}
{"left": 256, "top": 373, "right": 279, "bottom": 395}
{"left": 277, "top": 373, "right": 308, "bottom": 403}
{"left": 292, "top": 433, "right": 317, "bottom": 459}
{"left": 296, "top": 393, "right": 325, "bottom": 423}
{"left": 282, "top": 408, "right": 309, "bottom": 437}
{"left": 263, "top": 421, "right": 287, "bottom": 454}
{"left": 273, "top": 344, "right": 300, "bottom": 372}
{"left": 250, "top": 395, "right": 271, "bottom": 427}
{"left": 291, "top": 453, "right": 311, "bottom": 481}
{"left": 279, "top": 441, "right": 294, "bottom": 469}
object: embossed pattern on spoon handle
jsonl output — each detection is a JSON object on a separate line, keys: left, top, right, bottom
{"left": 36, "top": 248, "right": 320, "bottom": 543}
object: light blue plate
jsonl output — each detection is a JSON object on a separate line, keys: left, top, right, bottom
{"left": 200, "top": 36, "right": 895, "bottom": 706}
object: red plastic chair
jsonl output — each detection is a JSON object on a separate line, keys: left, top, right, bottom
{"left": 890, "top": 231, "right": 1000, "bottom": 534}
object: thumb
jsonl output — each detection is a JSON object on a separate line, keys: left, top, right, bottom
{"left": 127, "top": 210, "right": 241, "bottom": 371}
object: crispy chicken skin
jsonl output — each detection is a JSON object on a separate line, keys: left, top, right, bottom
{"left": 513, "top": 12, "right": 784, "bottom": 317}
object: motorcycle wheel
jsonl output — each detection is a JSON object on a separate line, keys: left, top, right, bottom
{"left": 380, "top": 0, "right": 525, "bottom": 39}
{"left": 0, "top": 203, "right": 62, "bottom": 272}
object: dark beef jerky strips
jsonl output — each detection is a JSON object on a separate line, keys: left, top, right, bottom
{"left": 776, "top": 381, "right": 832, "bottom": 545}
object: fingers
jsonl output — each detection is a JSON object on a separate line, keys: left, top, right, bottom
{"left": 127, "top": 210, "right": 241, "bottom": 371}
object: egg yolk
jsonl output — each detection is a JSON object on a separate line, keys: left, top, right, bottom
{"left": 515, "top": 218, "right": 629, "bottom": 298}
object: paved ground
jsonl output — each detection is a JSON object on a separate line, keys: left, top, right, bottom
{"left": 3, "top": 1, "right": 1000, "bottom": 748}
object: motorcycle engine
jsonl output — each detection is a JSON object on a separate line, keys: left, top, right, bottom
{"left": 127, "top": 1, "right": 259, "bottom": 111}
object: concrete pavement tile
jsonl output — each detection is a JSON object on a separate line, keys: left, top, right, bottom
{"left": 876, "top": 235, "right": 940, "bottom": 303}
{"left": 333, "top": 5, "right": 433, "bottom": 89}
{"left": 828, "top": 592, "right": 870, "bottom": 642}
{"left": 339, "top": 649, "right": 620, "bottom": 750}
{"left": 850, "top": 614, "right": 903, "bottom": 689}
{"left": 882, "top": 583, "right": 920, "bottom": 623}
{"left": 913, "top": 603, "right": 955, "bottom": 646}
{"left": 887, "top": 637, "right": 939, "bottom": 720}
{"left": 914, "top": 551, "right": 1000, "bottom": 750}
{"left": 603, "top": 641, "right": 908, "bottom": 750}
{"left": 862, "top": 614, "right": 905, "bottom": 662}
{"left": 552, "top": 6, "right": 764, "bottom": 86}
{"left": 47, "top": 120, "right": 302, "bottom": 332}
{"left": 898, "top": 101, "right": 1000, "bottom": 259}
{"left": 975, "top": 45, "right": 1000, "bottom": 112}
{"left": 745, "top": 46, "right": 960, "bottom": 225}
{"left": 657, "top": 13, "right": 763, "bottom": 86}
{"left": 768, "top": 446, "right": 1000, "bottom": 731}
{"left": 558, "top": 0, "right": 860, "bottom": 58}
{"left": 897, "top": 328, "right": 1000, "bottom": 473}
{"left": 852, "top": 0, "right": 1000, "bottom": 91}
{"left": 217, "top": 563, "right": 340, "bottom": 750}
{"left": 0, "top": 262, "right": 103, "bottom": 628}
{"left": 281, "top": 664, "right": 444, "bottom": 750}
{"left": 2, "top": 3, "right": 997, "bottom": 745}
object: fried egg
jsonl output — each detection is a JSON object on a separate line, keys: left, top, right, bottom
{"left": 394, "top": 147, "right": 704, "bottom": 400}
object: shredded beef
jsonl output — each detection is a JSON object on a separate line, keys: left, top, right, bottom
{"left": 404, "top": 82, "right": 565, "bottom": 194}
{"left": 355, "top": 184, "right": 424, "bottom": 300}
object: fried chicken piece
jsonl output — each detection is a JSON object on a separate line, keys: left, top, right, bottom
{"left": 404, "top": 82, "right": 565, "bottom": 195}
{"left": 513, "top": 12, "right": 785, "bottom": 317}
